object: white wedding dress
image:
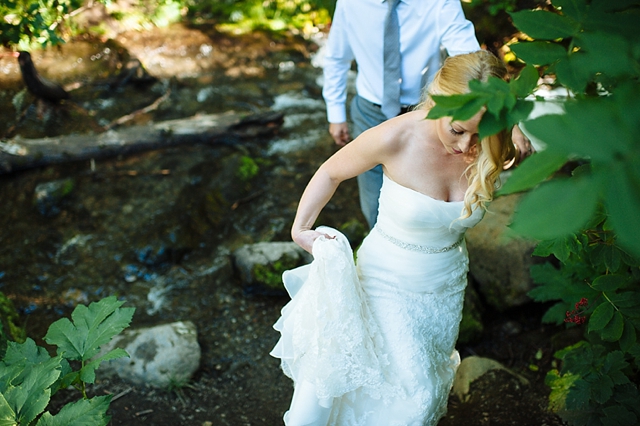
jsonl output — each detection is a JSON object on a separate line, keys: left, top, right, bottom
{"left": 271, "top": 174, "right": 484, "bottom": 426}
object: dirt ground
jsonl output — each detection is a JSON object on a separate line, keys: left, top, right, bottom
{"left": 13, "top": 22, "right": 568, "bottom": 426}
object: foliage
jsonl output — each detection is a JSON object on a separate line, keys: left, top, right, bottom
{"left": 253, "top": 254, "right": 300, "bottom": 289}
{"left": 0, "top": 296, "right": 134, "bottom": 426}
{"left": 236, "top": 155, "right": 260, "bottom": 182}
{"left": 529, "top": 221, "right": 640, "bottom": 425}
{"left": 0, "top": 292, "right": 25, "bottom": 344}
{"left": 0, "top": 0, "right": 183, "bottom": 50}
{"left": 188, "top": 0, "right": 333, "bottom": 35}
{"left": 428, "top": 0, "right": 640, "bottom": 424}
{"left": 466, "top": 0, "right": 519, "bottom": 16}
{"left": 428, "top": 0, "right": 640, "bottom": 257}
{"left": 1, "top": 0, "right": 334, "bottom": 50}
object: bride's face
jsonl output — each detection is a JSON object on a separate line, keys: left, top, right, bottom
{"left": 436, "top": 109, "right": 484, "bottom": 156}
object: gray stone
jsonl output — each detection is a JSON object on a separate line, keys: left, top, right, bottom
{"left": 452, "top": 356, "right": 529, "bottom": 402}
{"left": 466, "top": 193, "right": 539, "bottom": 311}
{"left": 232, "top": 241, "right": 312, "bottom": 290}
{"left": 98, "top": 320, "right": 200, "bottom": 388}
{"left": 33, "top": 178, "right": 74, "bottom": 217}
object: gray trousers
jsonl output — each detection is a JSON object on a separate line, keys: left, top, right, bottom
{"left": 350, "top": 95, "right": 388, "bottom": 229}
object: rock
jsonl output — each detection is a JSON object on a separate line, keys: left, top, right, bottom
{"left": 98, "top": 321, "right": 201, "bottom": 388}
{"left": 465, "top": 193, "right": 539, "bottom": 311}
{"left": 33, "top": 178, "right": 74, "bottom": 217}
{"left": 232, "top": 241, "right": 312, "bottom": 292}
{"left": 452, "top": 356, "right": 529, "bottom": 402}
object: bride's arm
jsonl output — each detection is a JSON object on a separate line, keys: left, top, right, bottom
{"left": 291, "top": 121, "right": 401, "bottom": 253}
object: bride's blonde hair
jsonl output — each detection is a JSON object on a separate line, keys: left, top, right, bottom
{"left": 419, "top": 50, "right": 515, "bottom": 218}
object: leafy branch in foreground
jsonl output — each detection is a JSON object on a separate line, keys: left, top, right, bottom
{"left": 428, "top": 0, "right": 640, "bottom": 423}
{"left": 528, "top": 210, "right": 640, "bottom": 425}
{"left": 0, "top": 296, "right": 134, "bottom": 426}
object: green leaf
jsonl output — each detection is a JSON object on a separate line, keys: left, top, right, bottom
{"left": 427, "top": 93, "right": 477, "bottom": 119}
{"left": 602, "top": 351, "right": 629, "bottom": 385}
{"left": 510, "top": 65, "right": 539, "bottom": 97}
{"left": 554, "top": 0, "right": 589, "bottom": 22}
{"left": 591, "top": 373, "right": 614, "bottom": 404}
{"left": 478, "top": 111, "right": 505, "bottom": 140}
{"left": 79, "top": 348, "right": 129, "bottom": 384}
{"left": 605, "top": 160, "right": 640, "bottom": 259}
{"left": 555, "top": 53, "right": 592, "bottom": 94}
{"left": 619, "top": 320, "right": 637, "bottom": 352}
{"left": 589, "top": 302, "right": 614, "bottom": 332}
{"left": 602, "top": 405, "right": 637, "bottom": 426}
{"left": 452, "top": 96, "right": 488, "bottom": 122}
{"left": 510, "top": 41, "right": 567, "bottom": 67}
{"left": 505, "top": 100, "right": 534, "bottom": 127}
{"left": 498, "top": 149, "right": 567, "bottom": 195}
{"left": 592, "top": 275, "right": 627, "bottom": 292}
{"left": 566, "top": 378, "right": 591, "bottom": 410}
{"left": 44, "top": 296, "right": 134, "bottom": 362}
{"left": 35, "top": 395, "right": 112, "bottom": 426}
{"left": 546, "top": 369, "right": 579, "bottom": 412}
{"left": 510, "top": 176, "right": 599, "bottom": 240}
{"left": 541, "top": 302, "right": 571, "bottom": 325}
{"left": 509, "top": 10, "right": 580, "bottom": 40}
{"left": 575, "top": 31, "right": 637, "bottom": 80}
{"left": 1, "top": 352, "right": 62, "bottom": 425}
{"left": 0, "top": 392, "right": 17, "bottom": 426}
{"left": 601, "top": 311, "right": 624, "bottom": 341}
{"left": 525, "top": 98, "right": 634, "bottom": 161}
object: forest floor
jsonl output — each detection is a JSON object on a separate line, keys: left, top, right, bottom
{"left": 12, "top": 21, "right": 569, "bottom": 426}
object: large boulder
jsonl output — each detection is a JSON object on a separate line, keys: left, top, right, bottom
{"left": 465, "top": 193, "right": 539, "bottom": 311}
{"left": 98, "top": 320, "right": 201, "bottom": 388}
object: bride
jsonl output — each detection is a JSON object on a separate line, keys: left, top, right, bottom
{"left": 271, "top": 50, "right": 516, "bottom": 425}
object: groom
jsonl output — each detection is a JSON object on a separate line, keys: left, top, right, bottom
{"left": 321, "top": 0, "right": 532, "bottom": 229}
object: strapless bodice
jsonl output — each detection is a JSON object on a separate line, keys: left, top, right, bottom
{"left": 375, "top": 174, "right": 483, "bottom": 248}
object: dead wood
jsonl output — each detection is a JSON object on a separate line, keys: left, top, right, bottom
{"left": 0, "top": 110, "right": 284, "bottom": 174}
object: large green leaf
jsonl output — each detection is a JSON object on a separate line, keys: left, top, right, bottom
{"left": 0, "top": 392, "right": 17, "bottom": 426}
{"left": 44, "top": 297, "right": 134, "bottom": 362}
{"left": 619, "top": 320, "right": 637, "bottom": 352}
{"left": 575, "top": 31, "right": 638, "bottom": 80}
{"left": 36, "top": 395, "right": 112, "bottom": 426}
{"left": 1, "top": 354, "right": 62, "bottom": 425}
{"left": 510, "top": 176, "right": 599, "bottom": 240}
{"left": 525, "top": 99, "right": 633, "bottom": 161}
{"left": 554, "top": 0, "right": 589, "bottom": 22}
{"left": 510, "top": 65, "right": 539, "bottom": 97}
{"left": 510, "top": 10, "right": 580, "bottom": 40}
{"left": 510, "top": 41, "right": 567, "bottom": 67}
{"left": 589, "top": 302, "right": 615, "bottom": 332}
{"left": 605, "top": 158, "right": 640, "bottom": 258}
{"left": 498, "top": 149, "right": 567, "bottom": 195}
{"left": 555, "top": 53, "right": 592, "bottom": 94}
{"left": 591, "top": 274, "right": 628, "bottom": 292}
{"left": 584, "top": 7, "right": 640, "bottom": 40}
{"left": 600, "top": 311, "right": 624, "bottom": 341}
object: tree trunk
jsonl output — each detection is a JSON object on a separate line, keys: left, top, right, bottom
{"left": 0, "top": 110, "right": 284, "bottom": 174}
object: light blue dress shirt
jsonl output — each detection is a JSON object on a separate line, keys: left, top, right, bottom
{"left": 322, "top": 0, "right": 481, "bottom": 123}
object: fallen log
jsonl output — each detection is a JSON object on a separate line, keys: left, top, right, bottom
{"left": 0, "top": 110, "right": 284, "bottom": 174}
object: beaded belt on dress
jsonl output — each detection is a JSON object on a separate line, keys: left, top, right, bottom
{"left": 375, "top": 226, "right": 464, "bottom": 254}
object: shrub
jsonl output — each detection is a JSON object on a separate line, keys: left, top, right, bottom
{"left": 0, "top": 296, "right": 134, "bottom": 425}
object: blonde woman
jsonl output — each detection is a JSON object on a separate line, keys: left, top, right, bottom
{"left": 271, "top": 50, "right": 516, "bottom": 426}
